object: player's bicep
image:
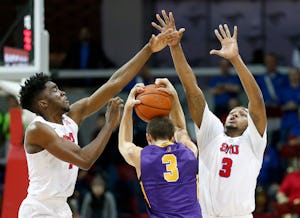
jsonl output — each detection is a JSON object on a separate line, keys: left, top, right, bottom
{"left": 26, "top": 122, "right": 85, "bottom": 167}
{"left": 67, "top": 97, "right": 89, "bottom": 125}
{"left": 246, "top": 113, "right": 267, "bottom": 159}
{"left": 68, "top": 82, "right": 119, "bottom": 125}
{"left": 248, "top": 103, "right": 267, "bottom": 137}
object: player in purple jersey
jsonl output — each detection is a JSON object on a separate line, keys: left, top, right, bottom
{"left": 118, "top": 78, "right": 202, "bottom": 218}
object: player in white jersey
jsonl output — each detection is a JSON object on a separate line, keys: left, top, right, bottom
{"left": 152, "top": 11, "right": 267, "bottom": 218}
{"left": 18, "top": 26, "right": 175, "bottom": 218}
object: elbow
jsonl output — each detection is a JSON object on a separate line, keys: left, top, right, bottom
{"left": 81, "top": 162, "right": 92, "bottom": 170}
{"left": 118, "top": 142, "right": 126, "bottom": 156}
{"left": 76, "top": 155, "right": 94, "bottom": 170}
{"left": 77, "top": 161, "right": 92, "bottom": 171}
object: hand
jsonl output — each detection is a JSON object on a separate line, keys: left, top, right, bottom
{"left": 105, "top": 97, "right": 123, "bottom": 129}
{"left": 151, "top": 10, "right": 185, "bottom": 47}
{"left": 210, "top": 24, "right": 239, "bottom": 61}
{"left": 148, "top": 28, "right": 174, "bottom": 53}
{"left": 155, "top": 78, "right": 177, "bottom": 98}
{"left": 125, "top": 83, "right": 145, "bottom": 108}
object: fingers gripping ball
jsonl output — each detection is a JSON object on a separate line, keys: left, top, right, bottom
{"left": 134, "top": 84, "right": 171, "bottom": 122}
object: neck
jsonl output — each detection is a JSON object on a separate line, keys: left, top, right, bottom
{"left": 41, "top": 112, "right": 64, "bottom": 124}
{"left": 152, "top": 139, "right": 173, "bottom": 147}
{"left": 224, "top": 129, "right": 243, "bottom": 138}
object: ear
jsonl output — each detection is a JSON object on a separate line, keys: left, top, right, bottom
{"left": 170, "top": 136, "right": 175, "bottom": 143}
{"left": 146, "top": 133, "right": 152, "bottom": 144}
{"left": 38, "top": 99, "right": 48, "bottom": 110}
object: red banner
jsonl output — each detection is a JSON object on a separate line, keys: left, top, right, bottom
{"left": 1, "top": 108, "right": 29, "bottom": 218}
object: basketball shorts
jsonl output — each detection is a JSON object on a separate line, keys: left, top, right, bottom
{"left": 18, "top": 196, "right": 72, "bottom": 218}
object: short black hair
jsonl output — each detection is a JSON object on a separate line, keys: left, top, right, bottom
{"left": 19, "top": 72, "right": 50, "bottom": 112}
{"left": 146, "top": 116, "right": 174, "bottom": 141}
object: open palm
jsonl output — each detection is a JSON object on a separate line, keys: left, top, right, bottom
{"left": 151, "top": 10, "right": 184, "bottom": 47}
{"left": 210, "top": 24, "right": 239, "bottom": 60}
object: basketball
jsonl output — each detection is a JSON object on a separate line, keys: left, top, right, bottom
{"left": 134, "top": 84, "right": 172, "bottom": 122}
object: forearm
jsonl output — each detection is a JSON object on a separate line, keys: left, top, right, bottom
{"left": 169, "top": 44, "right": 198, "bottom": 90}
{"left": 118, "top": 105, "right": 139, "bottom": 166}
{"left": 230, "top": 55, "right": 263, "bottom": 105}
{"left": 118, "top": 106, "right": 134, "bottom": 152}
{"left": 107, "top": 43, "right": 153, "bottom": 92}
{"left": 170, "top": 44, "right": 206, "bottom": 126}
{"left": 74, "top": 44, "right": 153, "bottom": 121}
{"left": 80, "top": 122, "right": 115, "bottom": 169}
{"left": 170, "top": 93, "right": 186, "bottom": 130}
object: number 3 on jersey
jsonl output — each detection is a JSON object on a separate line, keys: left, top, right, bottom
{"left": 162, "top": 154, "right": 179, "bottom": 182}
{"left": 219, "top": 157, "right": 233, "bottom": 177}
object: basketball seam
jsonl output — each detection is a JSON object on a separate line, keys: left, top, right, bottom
{"left": 137, "top": 92, "right": 170, "bottom": 97}
{"left": 135, "top": 106, "right": 149, "bottom": 121}
{"left": 139, "top": 103, "right": 171, "bottom": 110}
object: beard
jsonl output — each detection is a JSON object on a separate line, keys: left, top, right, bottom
{"left": 225, "top": 124, "right": 238, "bottom": 131}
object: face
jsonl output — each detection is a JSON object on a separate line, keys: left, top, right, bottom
{"left": 91, "top": 183, "right": 105, "bottom": 197}
{"left": 224, "top": 107, "right": 248, "bottom": 133}
{"left": 40, "top": 81, "right": 70, "bottom": 113}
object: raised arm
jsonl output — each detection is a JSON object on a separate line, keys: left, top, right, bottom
{"left": 68, "top": 29, "right": 173, "bottom": 126}
{"left": 210, "top": 25, "right": 266, "bottom": 135}
{"left": 25, "top": 97, "right": 122, "bottom": 170}
{"left": 152, "top": 10, "right": 206, "bottom": 127}
{"left": 155, "top": 78, "right": 198, "bottom": 157}
{"left": 118, "top": 84, "right": 143, "bottom": 174}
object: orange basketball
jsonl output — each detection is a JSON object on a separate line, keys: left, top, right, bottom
{"left": 134, "top": 84, "right": 172, "bottom": 122}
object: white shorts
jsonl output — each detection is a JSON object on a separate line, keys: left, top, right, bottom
{"left": 203, "top": 214, "right": 253, "bottom": 218}
{"left": 18, "top": 197, "right": 72, "bottom": 218}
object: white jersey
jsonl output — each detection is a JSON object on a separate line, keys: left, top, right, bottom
{"left": 19, "top": 114, "right": 79, "bottom": 218}
{"left": 195, "top": 104, "right": 267, "bottom": 218}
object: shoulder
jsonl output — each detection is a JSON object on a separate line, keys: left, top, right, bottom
{"left": 63, "top": 114, "right": 79, "bottom": 129}
{"left": 142, "top": 145, "right": 153, "bottom": 150}
{"left": 26, "top": 120, "right": 51, "bottom": 135}
{"left": 25, "top": 120, "right": 58, "bottom": 145}
{"left": 141, "top": 145, "right": 159, "bottom": 156}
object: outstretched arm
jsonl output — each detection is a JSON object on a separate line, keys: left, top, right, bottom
{"left": 68, "top": 29, "right": 173, "bottom": 126}
{"left": 118, "top": 84, "right": 143, "bottom": 173}
{"left": 155, "top": 78, "right": 198, "bottom": 157}
{"left": 152, "top": 10, "right": 206, "bottom": 127}
{"left": 25, "top": 97, "right": 123, "bottom": 170}
{"left": 210, "top": 25, "right": 266, "bottom": 135}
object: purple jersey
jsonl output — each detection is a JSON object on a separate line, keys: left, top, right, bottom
{"left": 140, "top": 142, "right": 202, "bottom": 218}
